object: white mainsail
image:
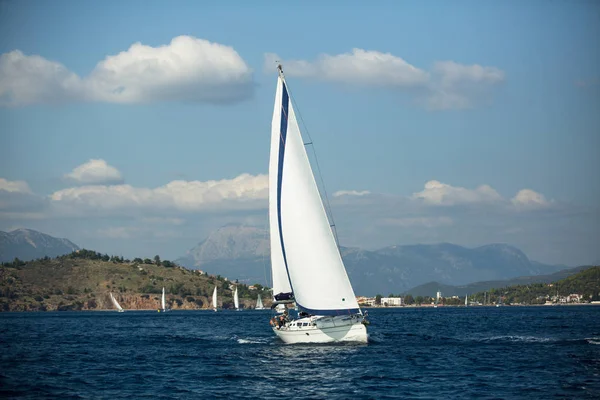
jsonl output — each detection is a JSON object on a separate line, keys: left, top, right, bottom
{"left": 465, "top": 294, "right": 468, "bottom": 306}
{"left": 256, "top": 295, "right": 264, "bottom": 310}
{"left": 110, "top": 292, "right": 124, "bottom": 312}
{"left": 234, "top": 286, "right": 239, "bottom": 311}
{"left": 161, "top": 287, "right": 166, "bottom": 310}
{"left": 212, "top": 286, "right": 218, "bottom": 311}
{"left": 269, "top": 69, "right": 360, "bottom": 316}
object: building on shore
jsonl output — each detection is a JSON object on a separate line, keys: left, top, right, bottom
{"left": 381, "top": 297, "right": 404, "bottom": 307}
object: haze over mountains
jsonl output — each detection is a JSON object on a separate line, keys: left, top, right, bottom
{"left": 175, "top": 225, "right": 567, "bottom": 296}
{"left": 1, "top": 226, "right": 572, "bottom": 297}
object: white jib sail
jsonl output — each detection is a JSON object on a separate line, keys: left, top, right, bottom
{"left": 270, "top": 73, "right": 360, "bottom": 315}
{"left": 161, "top": 287, "right": 166, "bottom": 310}
{"left": 256, "top": 295, "right": 263, "bottom": 309}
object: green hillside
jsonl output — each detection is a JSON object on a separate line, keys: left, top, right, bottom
{"left": 466, "top": 266, "right": 600, "bottom": 305}
{"left": 0, "top": 250, "right": 271, "bottom": 311}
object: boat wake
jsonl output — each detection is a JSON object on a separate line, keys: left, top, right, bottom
{"left": 585, "top": 337, "right": 600, "bottom": 345}
{"left": 236, "top": 337, "right": 269, "bottom": 345}
{"left": 482, "top": 335, "right": 555, "bottom": 343}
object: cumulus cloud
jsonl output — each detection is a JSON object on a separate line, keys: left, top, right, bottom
{"left": 64, "top": 159, "right": 123, "bottom": 185}
{"left": 333, "top": 190, "right": 371, "bottom": 197}
{"left": 511, "top": 189, "right": 551, "bottom": 209}
{"left": 50, "top": 173, "right": 268, "bottom": 213}
{"left": 0, "top": 178, "right": 46, "bottom": 214}
{"left": 413, "top": 180, "right": 502, "bottom": 206}
{"left": 265, "top": 50, "right": 504, "bottom": 110}
{"left": 0, "top": 36, "right": 254, "bottom": 106}
{"left": 0, "top": 178, "right": 32, "bottom": 193}
{"left": 426, "top": 61, "right": 505, "bottom": 110}
{"left": 265, "top": 49, "right": 429, "bottom": 87}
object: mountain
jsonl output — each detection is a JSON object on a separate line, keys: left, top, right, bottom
{"left": 175, "top": 225, "right": 269, "bottom": 284}
{"left": 176, "top": 225, "right": 566, "bottom": 296}
{"left": 0, "top": 229, "right": 80, "bottom": 263}
{"left": 402, "top": 265, "right": 594, "bottom": 297}
{"left": 343, "top": 243, "right": 565, "bottom": 296}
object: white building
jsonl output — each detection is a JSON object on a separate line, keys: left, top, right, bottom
{"left": 381, "top": 297, "right": 404, "bottom": 306}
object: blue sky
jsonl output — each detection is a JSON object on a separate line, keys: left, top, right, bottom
{"left": 0, "top": 0, "right": 598, "bottom": 266}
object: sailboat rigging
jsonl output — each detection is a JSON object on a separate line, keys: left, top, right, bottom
{"left": 267, "top": 64, "right": 368, "bottom": 344}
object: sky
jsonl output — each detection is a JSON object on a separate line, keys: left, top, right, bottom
{"left": 0, "top": 0, "right": 598, "bottom": 266}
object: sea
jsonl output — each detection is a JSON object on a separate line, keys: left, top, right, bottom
{"left": 1, "top": 306, "right": 599, "bottom": 399}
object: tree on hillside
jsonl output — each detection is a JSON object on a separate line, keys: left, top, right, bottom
{"left": 404, "top": 294, "right": 414, "bottom": 305}
{"left": 154, "top": 255, "right": 161, "bottom": 266}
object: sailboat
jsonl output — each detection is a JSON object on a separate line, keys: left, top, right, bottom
{"left": 234, "top": 286, "right": 240, "bottom": 311}
{"left": 465, "top": 294, "right": 468, "bottom": 307}
{"left": 212, "top": 286, "right": 218, "bottom": 312}
{"left": 267, "top": 64, "right": 368, "bottom": 344}
{"left": 158, "top": 287, "right": 170, "bottom": 312}
{"left": 255, "top": 295, "right": 265, "bottom": 310}
{"left": 110, "top": 292, "right": 124, "bottom": 312}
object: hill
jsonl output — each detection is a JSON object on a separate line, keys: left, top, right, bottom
{"left": 0, "top": 250, "right": 271, "bottom": 312}
{"left": 466, "top": 266, "right": 600, "bottom": 305}
{"left": 0, "top": 229, "right": 79, "bottom": 262}
{"left": 403, "top": 265, "right": 594, "bottom": 297}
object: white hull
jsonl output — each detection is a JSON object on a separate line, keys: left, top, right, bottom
{"left": 273, "top": 322, "right": 367, "bottom": 344}
{"left": 273, "top": 315, "right": 368, "bottom": 344}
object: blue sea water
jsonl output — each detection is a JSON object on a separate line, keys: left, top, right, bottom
{"left": 1, "top": 306, "right": 599, "bottom": 399}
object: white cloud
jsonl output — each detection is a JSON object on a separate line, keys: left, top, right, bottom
{"left": 511, "top": 189, "right": 551, "bottom": 209}
{"left": 425, "top": 61, "right": 505, "bottom": 110}
{"left": 65, "top": 159, "right": 123, "bottom": 185}
{"left": 265, "top": 50, "right": 504, "bottom": 110}
{"left": 0, "top": 36, "right": 253, "bottom": 106}
{"left": 413, "top": 180, "right": 503, "bottom": 206}
{"left": 0, "top": 178, "right": 32, "bottom": 193}
{"left": 333, "top": 190, "right": 371, "bottom": 197}
{"left": 265, "top": 50, "right": 429, "bottom": 87}
{"left": 50, "top": 173, "right": 268, "bottom": 213}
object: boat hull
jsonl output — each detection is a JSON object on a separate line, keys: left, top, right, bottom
{"left": 273, "top": 321, "right": 368, "bottom": 344}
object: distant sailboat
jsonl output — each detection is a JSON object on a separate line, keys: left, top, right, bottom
{"left": 465, "top": 294, "right": 468, "bottom": 307}
{"left": 255, "top": 295, "right": 265, "bottom": 310}
{"left": 110, "top": 292, "right": 124, "bottom": 312}
{"left": 234, "top": 286, "right": 240, "bottom": 311}
{"left": 158, "top": 287, "right": 170, "bottom": 312}
{"left": 267, "top": 65, "right": 368, "bottom": 344}
{"left": 212, "top": 286, "right": 218, "bottom": 312}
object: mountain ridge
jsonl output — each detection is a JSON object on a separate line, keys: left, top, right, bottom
{"left": 176, "top": 225, "right": 567, "bottom": 296}
{"left": 0, "top": 229, "right": 80, "bottom": 263}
